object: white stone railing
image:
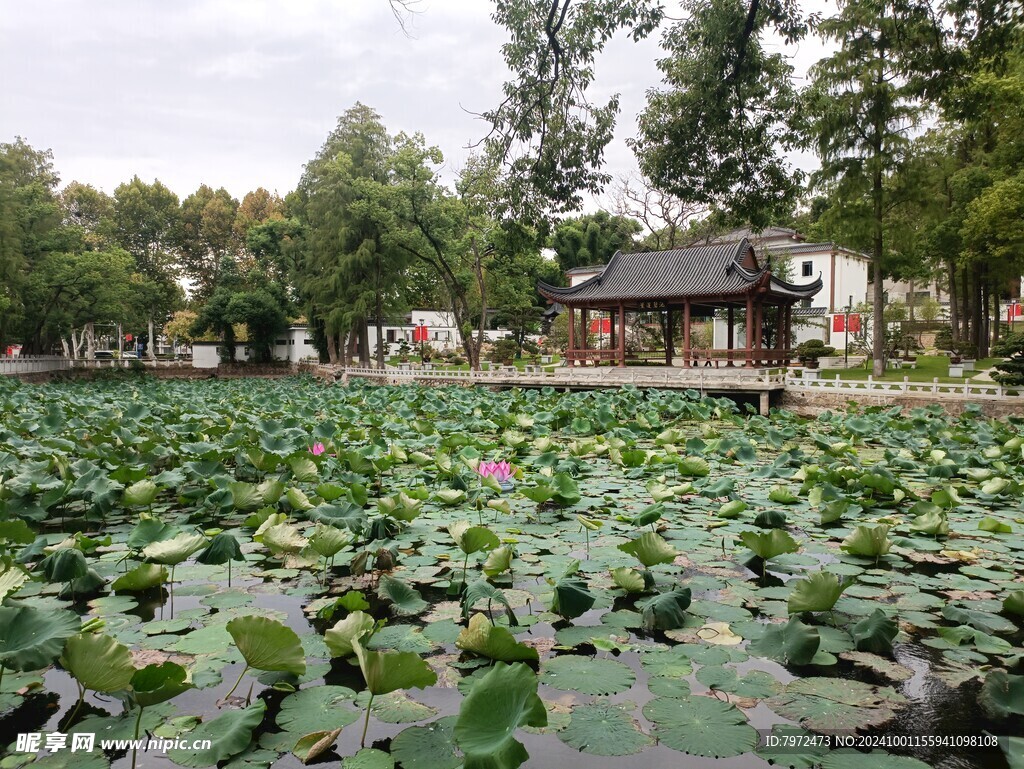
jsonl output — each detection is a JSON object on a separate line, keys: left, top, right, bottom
{"left": 785, "top": 372, "right": 1024, "bottom": 399}
{"left": 0, "top": 356, "right": 71, "bottom": 375}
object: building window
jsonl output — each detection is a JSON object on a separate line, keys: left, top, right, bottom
{"left": 386, "top": 330, "right": 396, "bottom": 343}
{"left": 275, "top": 339, "right": 287, "bottom": 345}
{"left": 801, "top": 261, "right": 813, "bottom": 277}
{"left": 801, "top": 299, "right": 812, "bottom": 309}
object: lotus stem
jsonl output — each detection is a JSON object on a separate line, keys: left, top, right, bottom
{"left": 222, "top": 664, "right": 249, "bottom": 702}
{"left": 227, "top": 559, "right": 232, "bottom": 588}
{"left": 360, "top": 693, "right": 374, "bottom": 748}
{"left": 131, "top": 706, "right": 144, "bottom": 769}
{"left": 0, "top": 665, "right": 5, "bottom": 691}
{"left": 67, "top": 683, "right": 86, "bottom": 725}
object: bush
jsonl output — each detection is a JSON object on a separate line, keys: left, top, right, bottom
{"left": 993, "top": 333, "right": 1024, "bottom": 386}
{"left": 488, "top": 338, "right": 519, "bottom": 366}
{"left": 934, "top": 327, "right": 954, "bottom": 352}
{"left": 795, "top": 339, "right": 836, "bottom": 361}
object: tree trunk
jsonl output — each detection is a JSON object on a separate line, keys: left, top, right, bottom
{"left": 358, "top": 319, "right": 370, "bottom": 367}
{"left": 118, "top": 324, "right": 124, "bottom": 358}
{"left": 871, "top": 174, "right": 885, "bottom": 377}
{"left": 85, "top": 322, "right": 95, "bottom": 359}
{"left": 375, "top": 253, "right": 386, "bottom": 369}
{"left": 992, "top": 284, "right": 1001, "bottom": 345}
{"left": 907, "top": 279, "right": 916, "bottom": 321}
{"left": 148, "top": 316, "right": 156, "bottom": 361}
{"left": 326, "top": 333, "right": 338, "bottom": 365}
{"left": 948, "top": 259, "right": 960, "bottom": 342}
{"left": 972, "top": 263, "right": 984, "bottom": 357}
{"left": 472, "top": 237, "right": 487, "bottom": 372}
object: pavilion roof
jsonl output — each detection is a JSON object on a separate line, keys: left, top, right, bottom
{"left": 537, "top": 239, "right": 822, "bottom": 306}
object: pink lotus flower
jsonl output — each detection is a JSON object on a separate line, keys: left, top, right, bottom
{"left": 310, "top": 442, "right": 326, "bottom": 456}
{"left": 477, "top": 460, "right": 514, "bottom": 483}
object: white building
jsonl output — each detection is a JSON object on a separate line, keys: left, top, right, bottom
{"left": 705, "top": 227, "right": 871, "bottom": 348}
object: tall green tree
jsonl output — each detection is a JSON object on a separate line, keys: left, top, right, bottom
{"left": 632, "top": 0, "right": 805, "bottom": 228}
{"left": 111, "top": 176, "right": 183, "bottom": 358}
{"left": 178, "top": 185, "right": 240, "bottom": 300}
{"left": 804, "top": 0, "right": 939, "bottom": 375}
{"left": 547, "top": 211, "right": 640, "bottom": 273}
{"left": 295, "top": 103, "right": 407, "bottom": 367}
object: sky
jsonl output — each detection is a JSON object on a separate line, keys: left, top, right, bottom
{"left": 0, "top": 0, "right": 833, "bottom": 209}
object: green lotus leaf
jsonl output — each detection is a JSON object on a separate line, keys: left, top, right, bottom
{"left": 456, "top": 613, "right": 539, "bottom": 662}
{"left": 143, "top": 533, "right": 207, "bottom": 566}
{"left": 40, "top": 548, "right": 89, "bottom": 582}
{"left": 124, "top": 479, "right": 158, "bottom": 507}
{"left": 61, "top": 632, "right": 135, "bottom": 693}
{"left": 131, "top": 662, "right": 192, "bottom": 707}
{"left": 194, "top": 532, "right": 244, "bottom": 565}
{"left": 909, "top": 510, "right": 949, "bottom": 537}
{"left": 482, "top": 545, "right": 513, "bottom": 577}
{"left": 127, "top": 516, "right": 181, "bottom": 549}
{"left": 941, "top": 604, "right": 1017, "bottom": 635}
{"left": 852, "top": 608, "right": 898, "bottom": 656}
{"left": 293, "top": 728, "right": 343, "bottom": 765}
{"left": 453, "top": 662, "right": 546, "bottom": 769}
{"left": 840, "top": 524, "right": 892, "bottom": 562}
{"left": 462, "top": 580, "right": 518, "bottom": 626}
{"left": 558, "top": 701, "right": 653, "bottom": 756}
{"left": 324, "top": 611, "right": 376, "bottom": 658}
{"left": 260, "top": 523, "right": 308, "bottom": 555}
{"left": 717, "top": 499, "right": 747, "bottom": 518}
{"left": 450, "top": 522, "right": 500, "bottom": 555}
{"left": 643, "top": 696, "right": 756, "bottom": 757}
{"left": 286, "top": 487, "right": 314, "bottom": 511}
{"left": 766, "top": 677, "right": 908, "bottom": 732}
{"left": 353, "top": 642, "right": 437, "bottom": 696}
{"left": 229, "top": 481, "right": 264, "bottom": 511}
{"left": 550, "top": 576, "right": 595, "bottom": 621}
{"left": 0, "top": 560, "right": 28, "bottom": 601}
{"left": 435, "top": 489, "right": 468, "bottom": 506}
{"left": 695, "top": 666, "right": 780, "bottom": 699}
{"left": 288, "top": 456, "right": 319, "bottom": 482}
{"left": 111, "top": 563, "right": 168, "bottom": 591}
{"left": 748, "top": 616, "right": 820, "bottom": 665}
{"left": 226, "top": 615, "right": 306, "bottom": 675}
{"left": 618, "top": 531, "right": 678, "bottom": 567}
{"left": 768, "top": 485, "right": 799, "bottom": 504}
{"left": 740, "top": 529, "right": 799, "bottom": 562}
{"left": 678, "top": 456, "right": 710, "bottom": 477}
{"left": 168, "top": 700, "right": 267, "bottom": 767}
{"left": 638, "top": 588, "right": 692, "bottom": 631}
{"left": 390, "top": 716, "right": 460, "bottom": 769}
{"left": 1003, "top": 590, "right": 1024, "bottom": 617}
{"left": 276, "top": 686, "right": 360, "bottom": 733}
{"left": 979, "top": 670, "right": 1024, "bottom": 718}
{"left": 787, "top": 571, "right": 852, "bottom": 614}
{"left": 378, "top": 575, "right": 428, "bottom": 616}
{"left": 0, "top": 606, "right": 79, "bottom": 672}
{"left": 754, "top": 509, "right": 788, "bottom": 528}
{"left": 610, "top": 566, "right": 647, "bottom": 593}
{"left": 541, "top": 655, "right": 635, "bottom": 696}
{"left": 978, "top": 516, "right": 1013, "bottom": 533}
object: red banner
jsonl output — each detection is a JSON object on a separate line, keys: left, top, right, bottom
{"left": 589, "top": 318, "right": 611, "bottom": 334}
{"left": 412, "top": 325, "right": 429, "bottom": 342}
{"left": 833, "top": 313, "right": 861, "bottom": 333}
{"left": 1009, "top": 303, "right": 1022, "bottom": 323}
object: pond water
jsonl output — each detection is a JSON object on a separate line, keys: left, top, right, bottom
{"left": 0, "top": 377, "right": 1021, "bottom": 769}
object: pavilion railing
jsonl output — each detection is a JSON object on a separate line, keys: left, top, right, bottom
{"left": 565, "top": 349, "right": 620, "bottom": 364}
{"left": 564, "top": 348, "right": 794, "bottom": 366}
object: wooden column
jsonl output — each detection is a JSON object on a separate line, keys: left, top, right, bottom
{"left": 683, "top": 299, "right": 691, "bottom": 367}
{"left": 580, "top": 309, "right": 589, "bottom": 362}
{"left": 617, "top": 303, "right": 626, "bottom": 367}
{"left": 609, "top": 309, "right": 616, "bottom": 352}
{"left": 666, "top": 305, "right": 674, "bottom": 366}
{"left": 745, "top": 294, "right": 754, "bottom": 367}
{"left": 567, "top": 306, "right": 575, "bottom": 366}
{"left": 774, "top": 304, "right": 784, "bottom": 365}
{"left": 784, "top": 304, "right": 793, "bottom": 364}
{"left": 753, "top": 301, "right": 763, "bottom": 366}
{"left": 727, "top": 306, "right": 735, "bottom": 367}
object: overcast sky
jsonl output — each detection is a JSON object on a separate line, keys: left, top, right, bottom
{"left": 0, "top": 0, "right": 833, "bottom": 208}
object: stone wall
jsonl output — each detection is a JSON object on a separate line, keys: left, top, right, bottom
{"left": 780, "top": 388, "right": 1024, "bottom": 418}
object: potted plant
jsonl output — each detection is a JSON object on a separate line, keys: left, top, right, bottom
{"left": 397, "top": 339, "right": 412, "bottom": 367}
{"left": 795, "top": 340, "right": 836, "bottom": 370}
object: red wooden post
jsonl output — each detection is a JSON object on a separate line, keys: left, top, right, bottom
{"left": 567, "top": 306, "right": 575, "bottom": 366}
{"left": 683, "top": 299, "right": 691, "bottom": 367}
{"left": 618, "top": 303, "right": 626, "bottom": 367}
{"left": 784, "top": 304, "right": 793, "bottom": 364}
{"left": 666, "top": 305, "right": 674, "bottom": 366}
{"left": 745, "top": 294, "right": 754, "bottom": 367}
{"left": 754, "top": 300, "right": 763, "bottom": 366}
{"left": 727, "top": 305, "right": 735, "bottom": 366}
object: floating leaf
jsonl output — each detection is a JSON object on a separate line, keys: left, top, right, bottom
{"left": 643, "top": 696, "right": 756, "bottom": 757}
{"left": 748, "top": 616, "right": 820, "bottom": 665}
{"left": 456, "top": 613, "right": 539, "bottom": 662}
{"left": 541, "top": 655, "right": 635, "bottom": 696}
{"left": 168, "top": 701, "right": 267, "bottom": 767}
{"left": 558, "top": 701, "right": 653, "bottom": 756}
{"left": 453, "top": 662, "right": 546, "bottom": 769}
{"left": 980, "top": 670, "right": 1024, "bottom": 718}
{"left": 226, "top": 615, "right": 306, "bottom": 676}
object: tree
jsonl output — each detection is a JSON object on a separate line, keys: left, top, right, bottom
{"left": 178, "top": 184, "right": 240, "bottom": 300}
{"left": 481, "top": 0, "right": 663, "bottom": 219}
{"left": 294, "top": 103, "right": 407, "bottom": 367}
{"left": 608, "top": 173, "right": 707, "bottom": 251}
{"left": 111, "top": 176, "right": 182, "bottom": 359}
{"left": 632, "top": 0, "right": 805, "bottom": 228}
{"left": 61, "top": 182, "right": 114, "bottom": 251}
{"left": 803, "top": 0, "right": 938, "bottom": 376}
{"left": 547, "top": 211, "right": 641, "bottom": 273}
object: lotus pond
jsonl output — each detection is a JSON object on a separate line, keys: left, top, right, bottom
{"left": 0, "top": 376, "right": 1022, "bottom": 769}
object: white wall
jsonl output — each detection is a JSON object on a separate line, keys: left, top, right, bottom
{"left": 271, "top": 326, "right": 318, "bottom": 363}
{"left": 712, "top": 315, "right": 827, "bottom": 350}
{"left": 192, "top": 344, "right": 248, "bottom": 368}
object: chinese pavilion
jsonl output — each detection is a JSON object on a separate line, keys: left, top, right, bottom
{"left": 538, "top": 239, "right": 822, "bottom": 367}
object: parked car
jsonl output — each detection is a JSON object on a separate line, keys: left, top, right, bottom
{"left": 93, "top": 350, "right": 114, "bottom": 360}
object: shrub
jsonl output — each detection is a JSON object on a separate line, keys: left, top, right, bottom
{"left": 795, "top": 339, "right": 836, "bottom": 361}
{"left": 488, "top": 338, "right": 519, "bottom": 365}
{"left": 993, "top": 333, "right": 1024, "bottom": 386}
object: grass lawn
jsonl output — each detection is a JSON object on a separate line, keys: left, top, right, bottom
{"left": 814, "top": 355, "right": 1004, "bottom": 383}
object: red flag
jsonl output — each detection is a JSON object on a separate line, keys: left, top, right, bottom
{"left": 848, "top": 314, "right": 861, "bottom": 333}
{"left": 832, "top": 315, "right": 845, "bottom": 333}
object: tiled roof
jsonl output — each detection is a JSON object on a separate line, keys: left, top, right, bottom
{"left": 537, "top": 239, "right": 821, "bottom": 305}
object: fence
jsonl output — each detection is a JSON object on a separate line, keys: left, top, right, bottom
{"left": 0, "top": 356, "right": 192, "bottom": 376}
{"left": 785, "top": 371, "right": 1024, "bottom": 399}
